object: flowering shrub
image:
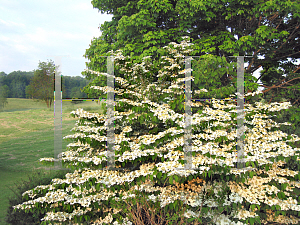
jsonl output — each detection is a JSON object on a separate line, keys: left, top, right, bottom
{"left": 13, "top": 37, "right": 300, "bottom": 225}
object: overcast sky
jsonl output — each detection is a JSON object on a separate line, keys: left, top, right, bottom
{"left": 1, "top": 1, "right": 299, "bottom": 92}
{"left": 0, "top": 0, "right": 113, "bottom": 78}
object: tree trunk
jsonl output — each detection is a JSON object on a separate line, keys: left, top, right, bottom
{"left": 45, "top": 98, "right": 50, "bottom": 108}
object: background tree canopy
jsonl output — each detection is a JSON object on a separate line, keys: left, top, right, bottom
{"left": 0, "top": 72, "right": 91, "bottom": 100}
{"left": 0, "top": 84, "right": 9, "bottom": 110}
{"left": 0, "top": 68, "right": 94, "bottom": 110}
{"left": 25, "top": 60, "right": 66, "bottom": 108}
{"left": 81, "top": 0, "right": 299, "bottom": 109}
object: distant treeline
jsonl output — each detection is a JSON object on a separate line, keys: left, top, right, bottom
{"left": 0, "top": 71, "right": 99, "bottom": 99}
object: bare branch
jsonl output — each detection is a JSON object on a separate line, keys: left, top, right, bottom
{"left": 260, "top": 77, "right": 300, "bottom": 95}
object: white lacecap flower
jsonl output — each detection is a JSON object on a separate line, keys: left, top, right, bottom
{"left": 229, "top": 192, "right": 243, "bottom": 204}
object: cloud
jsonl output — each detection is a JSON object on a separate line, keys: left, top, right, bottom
{"left": 0, "top": 18, "right": 26, "bottom": 34}
{"left": 0, "top": 18, "right": 25, "bottom": 28}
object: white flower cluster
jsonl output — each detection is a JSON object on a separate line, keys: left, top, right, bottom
{"left": 41, "top": 98, "right": 300, "bottom": 173}
{"left": 14, "top": 37, "right": 300, "bottom": 224}
{"left": 41, "top": 208, "right": 90, "bottom": 222}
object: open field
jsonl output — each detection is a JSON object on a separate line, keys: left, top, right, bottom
{"left": 0, "top": 98, "right": 107, "bottom": 225}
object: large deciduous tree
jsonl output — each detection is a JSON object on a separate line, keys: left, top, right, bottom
{"left": 26, "top": 60, "right": 66, "bottom": 108}
{"left": 81, "top": 0, "right": 299, "bottom": 109}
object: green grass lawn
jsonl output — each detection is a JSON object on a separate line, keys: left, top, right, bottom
{"left": 0, "top": 98, "right": 107, "bottom": 225}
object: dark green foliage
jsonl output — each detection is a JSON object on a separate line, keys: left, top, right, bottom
{"left": 0, "top": 71, "right": 34, "bottom": 99}
{"left": 61, "top": 76, "right": 91, "bottom": 99}
{"left": 5, "top": 169, "right": 72, "bottom": 225}
{"left": 0, "top": 69, "right": 92, "bottom": 103}
{"left": 0, "top": 71, "right": 7, "bottom": 77}
{"left": 0, "top": 84, "right": 9, "bottom": 111}
{"left": 83, "top": 0, "right": 300, "bottom": 112}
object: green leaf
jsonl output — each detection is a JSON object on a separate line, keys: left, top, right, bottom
{"left": 249, "top": 171, "right": 254, "bottom": 178}
{"left": 218, "top": 206, "right": 224, "bottom": 213}
{"left": 96, "top": 183, "right": 101, "bottom": 191}
{"left": 174, "top": 175, "right": 179, "bottom": 182}
{"left": 170, "top": 202, "right": 174, "bottom": 210}
{"left": 208, "top": 170, "right": 212, "bottom": 178}
{"left": 278, "top": 192, "right": 285, "bottom": 200}
{"left": 265, "top": 164, "right": 270, "bottom": 171}
{"left": 162, "top": 173, "right": 167, "bottom": 180}
{"left": 169, "top": 176, "right": 173, "bottom": 184}
{"left": 187, "top": 218, "right": 196, "bottom": 223}
{"left": 282, "top": 183, "right": 288, "bottom": 191}
{"left": 157, "top": 172, "right": 162, "bottom": 179}
{"left": 150, "top": 175, "right": 154, "bottom": 181}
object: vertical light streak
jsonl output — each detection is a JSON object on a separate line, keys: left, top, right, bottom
{"left": 106, "top": 56, "right": 115, "bottom": 170}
